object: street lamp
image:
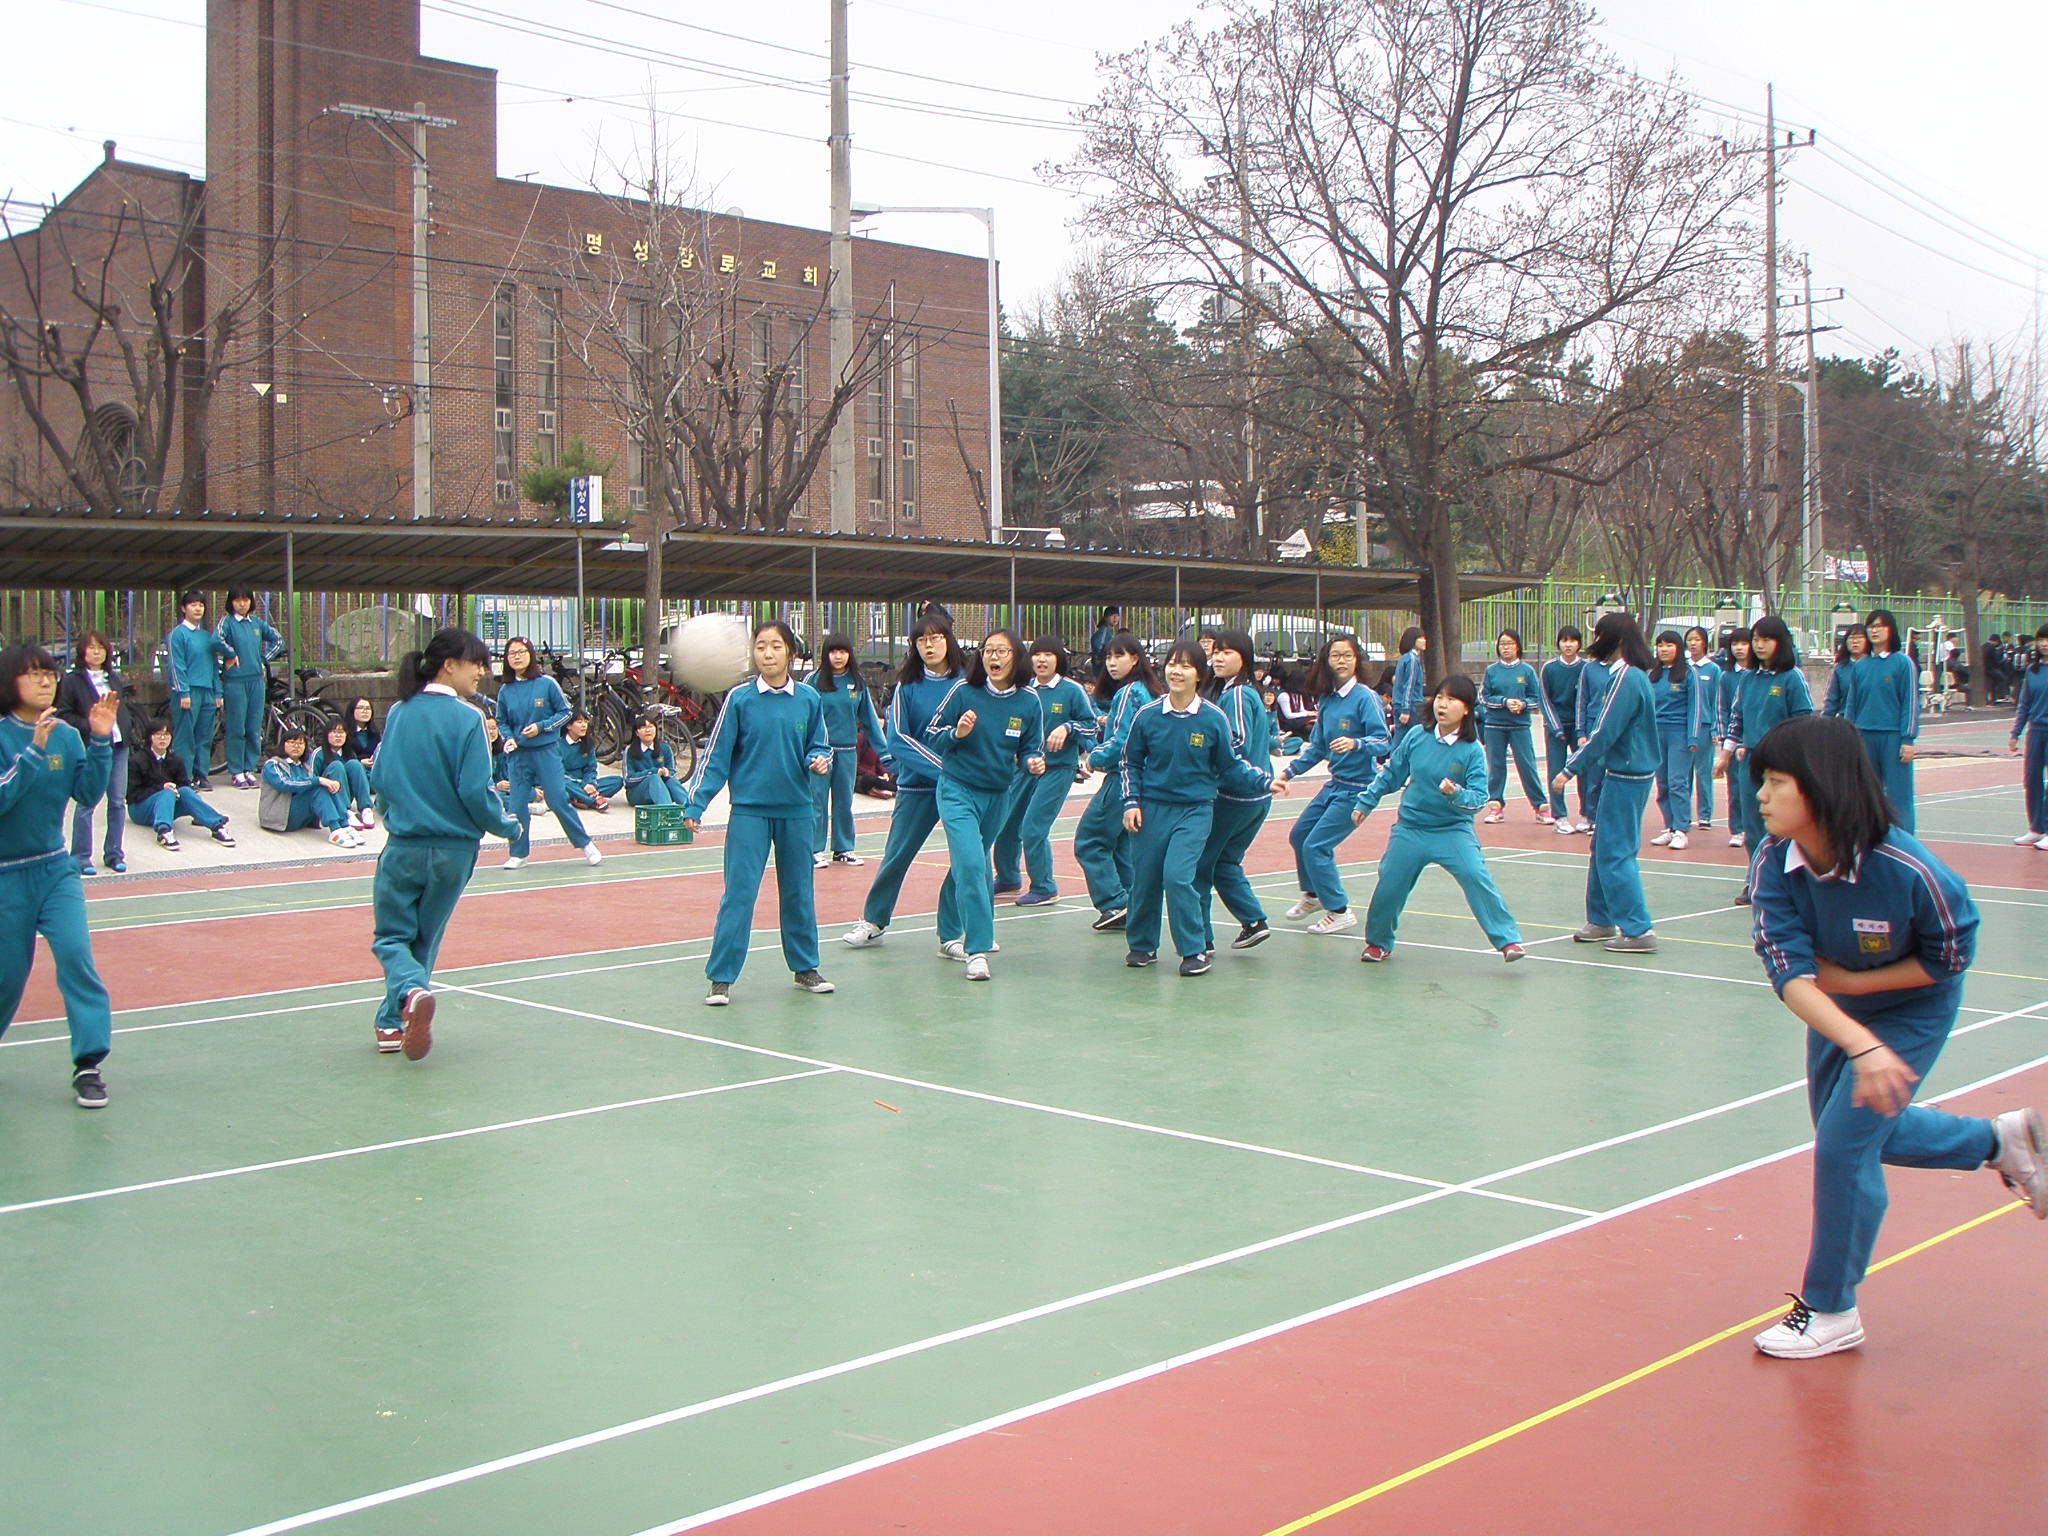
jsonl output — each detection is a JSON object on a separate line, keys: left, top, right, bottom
{"left": 851, "top": 203, "right": 1003, "bottom": 543}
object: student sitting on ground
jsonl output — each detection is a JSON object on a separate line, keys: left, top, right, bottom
{"left": 854, "top": 728, "right": 896, "bottom": 798}
{"left": 621, "top": 714, "right": 683, "bottom": 806}
{"left": 560, "top": 711, "right": 623, "bottom": 810}
{"left": 484, "top": 713, "right": 511, "bottom": 797}
{"left": 313, "top": 718, "right": 377, "bottom": 830}
{"left": 127, "top": 720, "right": 235, "bottom": 850}
{"left": 261, "top": 725, "right": 361, "bottom": 847}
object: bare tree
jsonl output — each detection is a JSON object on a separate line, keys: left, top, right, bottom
{"left": 1058, "top": 0, "right": 1760, "bottom": 675}
{"left": 1910, "top": 341, "right": 2032, "bottom": 646}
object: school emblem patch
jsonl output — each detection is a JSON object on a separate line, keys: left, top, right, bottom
{"left": 47, "top": 752, "right": 65, "bottom": 769}
{"left": 1853, "top": 917, "right": 1891, "bottom": 954}
{"left": 1769, "top": 685, "right": 1783, "bottom": 696}
{"left": 1189, "top": 732, "right": 1205, "bottom": 747}
{"left": 1049, "top": 703, "right": 1064, "bottom": 715}
{"left": 1008, "top": 717, "right": 1022, "bottom": 732}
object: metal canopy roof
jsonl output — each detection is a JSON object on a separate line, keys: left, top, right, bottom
{"left": 0, "top": 508, "right": 1536, "bottom": 610}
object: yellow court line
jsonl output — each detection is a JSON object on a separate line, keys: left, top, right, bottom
{"left": 1261, "top": 1201, "right": 2024, "bottom": 1535}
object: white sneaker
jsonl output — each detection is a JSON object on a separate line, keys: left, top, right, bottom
{"left": 1668, "top": 831, "right": 1689, "bottom": 850}
{"left": 1284, "top": 895, "right": 1321, "bottom": 919}
{"left": 813, "top": 851, "right": 832, "bottom": 868}
{"left": 358, "top": 809, "right": 376, "bottom": 829}
{"left": 2036, "top": 835, "right": 2048, "bottom": 851}
{"left": 2014, "top": 831, "right": 2043, "bottom": 846}
{"left": 1990, "top": 1108, "right": 2048, "bottom": 1217}
{"left": 938, "top": 939, "right": 968, "bottom": 962}
{"left": 1572, "top": 819, "right": 1592, "bottom": 834}
{"left": 1554, "top": 819, "right": 1575, "bottom": 836}
{"left": 582, "top": 842, "right": 603, "bottom": 866}
{"left": 1650, "top": 829, "right": 1674, "bottom": 846}
{"left": 502, "top": 855, "right": 526, "bottom": 870}
{"left": 841, "top": 920, "right": 885, "bottom": 947}
{"left": 1728, "top": 831, "right": 1744, "bottom": 847}
{"left": 1307, "top": 909, "right": 1359, "bottom": 935}
{"left": 1754, "top": 1298, "right": 1864, "bottom": 1359}
{"left": 1481, "top": 808, "right": 1505, "bottom": 825}
{"left": 964, "top": 954, "right": 991, "bottom": 980}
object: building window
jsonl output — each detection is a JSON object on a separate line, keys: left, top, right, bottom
{"left": 898, "top": 347, "right": 919, "bottom": 525}
{"left": 787, "top": 316, "right": 811, "bottom": 524}
{"left": 535, "top": 291, "right": 559, "bottom": 466}
{"left": 493, "top": 283, "right": 516, "bottom": 504}
{"left": 865, "top": 343, "right": 888, "bottom": 525}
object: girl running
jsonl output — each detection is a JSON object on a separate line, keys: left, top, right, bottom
{"left": 807, "top": 634, "right": 886, "bottom": 868}
{"left": 1273, "top": 635, "right": 1390, "bottom": 936}
{"left": 1746, "top": 714, "right": 2044, "bottom": 1358}
{"left": 496, "top": 637, "right": 600, "bottom": 870}
{"left": 1684, "top": 627, "right": 1721, "bottom": 830}
{"left": 1351, "top": 673, "right": 1523, "bottom": 964}
{"left": 1554, "top": 612, "right": 1660, "bottom": 953}
{"left": 681, "top": 620, "right": 835, "bottom": 1005}
{"left": 1647, "top": 630, "right": 1703, "bottom": 850}
{"left": 1853, "top": 608, "right": 1920, "bottom": 832}
{"left": 993, "top": 638, "right": 1098, "bottom": 906}
{"left": 923, "top": 630, "right": 1046, "bottom": 980}
{"left": 2010, "top": 624, "right": 2048, "bottom": 849}
{"left": 1389, "top": 627, "right": 1427, "bottom": 744}
{"left": 366, "top": 627, "right": 522, "bottom": 1059}
{"left": 1538, "top": 626, "right": 1588, "bottom": 835}
{"left": 1479, "top": 629, "right": 1545, "bottom": 824}
{"left": 622, "top": 715, "right": 683, "bottom": 806}
{"left": 1721, "top": 615, "right": 1814, "bottom": 900}
{"left": 1716, "top": 627, "right": 1756, "bottom": 847}
{"left": 1073, "top": 633, "right": 1163, "bottom": 933}
{"left": 1193, "top": 628, "right": 1277, "bottom": 953}
{"left": 0, "top": 644, "right": 120, "bottom": 1108}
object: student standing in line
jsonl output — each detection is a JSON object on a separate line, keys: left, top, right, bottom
{"left": 1193, "top": 628, "right": 1278, "bottom": 953}
{"left": 1553, "top": 612, "right": 1660, "bottom": 954}
{"left": 216, "top": 587, "right": 283, "bottom": 788}
{"left": 1272, "top": 635, "right": 1391, "bottom": 936}
{"left": 56, "top": 631, "right": 134, "bottom": 874}
{"left": 1352, "top": 673, "right": 1524, "bottom": 964}
{"left": 0, "top": 645, "right": 120, "bottom": 1108}
{"left": 1683, "top": 627, "right": 1721, "bottom": 830}
{"left": 314, "top": 718, "right": 377, "bottom": 830}
{"left": 1746, "top": 715, "right": 2044, "bottom": 1359}
{"left": 366, "top": 627, "right": 522, "bottom": 1059}
{"left": 2007, "top": 625, "right": 2048, "bottom": 850}
{"left": 993, "top": 637, "right": 1098, "bottom": 906}
{"left": 261, "top": 726, "right": 359, "bottom": 847}
{"left": 1720, "top": 615, "right": 1814, "bottom": 902}
{"left": 166, "top": 589, "right": 236, "bottom": 788}
{"left": 1120, "top": 642, "right": 1272, "bottom": 975}
{"left": 1072, "top": 633, "right": 1164, "bottom": 933}
{"left": 806, "top": 634, "right": 886, "bottom": 868}
{"left": 622, "top": 714, "right": 683, "bottom": 806}
{"left": 343, "top": 697, "right": 382, "bottom": 765}
{"left": 1479, "top": 628, "right": 1546, "bottom": 825}
{"left": 922, "top": 630, "right": 1046, "bottom": 980}
{"left": 1573, "top": 634, "right": 1616, "bottom": 836}
{"left": 128, "top": 720, "right": 234, "bottom": 848}
{"left": 559, "top": 712, "right": 622, "bottom": 812}
{"left": 1715, "top": 627, "right": 1756, "bottom": 848}
{"left": 1853, "top": 608, "right": 1920, "bottom": 832}
{"left": 496, "top": 637, "right": 600, "bottom": 870}
{"left": 842, "top": 618, "right": 968, "bottom": 949}
{"left": 1538, "top": 625, "right": 1588, "bottom": 836}
{"left": 1822, "top": 623, "right": 1869, "bottom": 718}
{"left": 1647, "top": 630, "right": 1703, "bottom": 851}
{"left": 681, "top": 620, "right": 835, "bottom": 1005}
{"left": 1389, "top": 627, "right": 1427, "bottom": 744}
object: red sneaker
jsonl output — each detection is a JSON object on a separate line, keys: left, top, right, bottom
{"left": 374, "top": 1027, "right": 405, "bottom": 1054}
{"left": 1359, "top": 943, "right": 1391, "bottom": 963}
{"left": 401, "top": 989, "right": 435, "bottom": 1061}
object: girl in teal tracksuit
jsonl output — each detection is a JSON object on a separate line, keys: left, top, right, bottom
{"left": 1389, "top": 626, "right": 1427, "bottom": 743}
{"left": 1073, "top": 634, "right": 1162, "bottom": 931}
{"left": 682, "top": 620, "right": 835, "bottom": 1004}
{"left": 1538, "top": 627, "right": 1587, "bottom": 831}
{"left": 1574, "top": 647, "right": 1615, "bottom": 831}
{"left": 1479, "top": 629, "right": 1545, "bottom": 822}
{"left": 1272, "top": 635, "right": 1390, "bottom": 935}
{"left": 1853, "top": 608, "right": 1919, "bottom": 831}
{"left": 993, "top": 638, "right": 1098, "bottom": 905}
{"left": 1715, "top": 628, "right": 1755, "bottom": 847}
{"left": 0, "top": 644, "right": 119, "bottom": 1108}
{"left": 217, "top": 587, "right": 284, "bottom": 787}
{"left": 622, "top": 715, "right": 683, "bottom": 806}
{"left": 1647, "top": 630, "right": 1707, "bottom": 848}
{"left": 842, "top": 618, "right": 966, "bottom": 948}
{"left": 807, "top": 634, "right": 886, "bottom": 865}
{"left": 366, "top": 628, "right": 522, "bottom": 1059}
{"left": 1555, "top": 612, "right": 1661, "bottom": 952}
{"left": 166, "top": 589, "right": 236, "bottom": 787}
{"left": 559, "top": 713, "right": 623, "bottom": 811}
{"left": 2012, "top": 624, "right": 2048, "bottom": 846}
{"left": 314, "top": 717, "right": 376, "bottom": 829}
{"left": 1193, "top": 628, "right": 1277, "bottom": 953}
{"left": 1821, "top": 624, "right": 1869, "bottom": 718}
{"left": 1351, "top": 673, "right": 1522, "bottom": 963}
{"left": 1721, "top": 615, "right": 1814, "bottom": 898}
{"left": 1684, "top": 627, "right": 1721, "bottom": 830}
{"left": 1120, "top": 642, "right": 1272, "bottom": 974}
{"left": 495, "top": 636, "right": 598, "bottom": 868}
{"left": 923, "top": 631, "right": 1046, "bottom": 979}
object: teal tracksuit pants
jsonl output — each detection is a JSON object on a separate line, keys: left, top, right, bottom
{"left": 1691, "top": 728, "right": 1716, "bottom": 824}
{"left": 861, "top": 786, "right": 952, "bottom": 931}
{"left": 1860, "top": 730, "right": 1915, "bottom": 832}
{"left": 371, "top": 838, "right": 477, "bottom": 1032}
{"left": 1289, "top": 778, "right": 1363, "bottom": 912}
{"left": 1654, "top": 729, "right": 1695, "bottom": 832}
{"left": 1801, "top": 999, "right": 1993, "bottom": 1312}
{"left": 810, "top": 746, "right": 858, "bottom": 854}
{"left": 222, "top": 675, "right": 266, "bottom": 775}
{"left": 993, "top": 767, "right": 1071, "bottom": 897}
{"left": 708, "top": 811, "right": 819, "bottom": 983}
{"left": 1072, "top": 775, "right": 1134, "bottom": 914}
{"left": 1483, "top": 725, "right": 1545, "bottom": 808}
{"left": 1126, "top": 800, "right": 1215, "bottom": 958}
{"left": 1735, "top": 756, "right": 1766, "bottom": 857}
{"left": 935, "top": 778, "right": 1008, "bottom": 955}
{"left": 505, "top": 742, "right": 590, "bottom": 857}
{"left": 629, "top": 775, "right": 684, "bottom": 807}
{"left": 1194, "top": 797, "right": 1269, "bottom": 949}
{"left": 1364, "top": 822, "right": 1521, "bottom": 952}
{"left": 0, "top": 852, "right": 112, "bottom": 1067}
{"left": 1585, "top": 771, "right": 1654, "bottom": 935}
{"left": 1545, "top": 730, "right": 1586, "bottom": 822}
{"left": 172, "top": 688, "right": 219, "bottom": 777}
{"left": 567, "top": 774, "right": 624, "bottom": 810}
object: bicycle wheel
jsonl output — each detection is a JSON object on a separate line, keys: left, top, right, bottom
{"left": 272, "top": 702, "right": 339, "bottom": 755}
{"left": 590, "top": 697, "right": 629, "bottom": 764}
{"left": 653, "top": 705, "right": 698, "bottom": 781}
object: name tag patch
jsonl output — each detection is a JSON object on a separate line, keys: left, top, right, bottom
{"left": 1853, "top": 917, "right": 1892, "bottom": 954}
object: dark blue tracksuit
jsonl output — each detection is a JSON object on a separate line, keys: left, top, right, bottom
{"left": 1194, "top": 682, "right": 1276, "bottom": 947}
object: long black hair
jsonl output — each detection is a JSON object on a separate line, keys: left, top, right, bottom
{"left": 1751, "top": 615, "right": 1800, "bottom": 673}
{"left": 895, "top": 615, "right": 966, "bottom": 687}
{"left": 1650, "top": 629, "right": 1689, "bottom": 684}
{"left": 1209, "top": 627, "right": 1259, "bottom": 689}
{"left": 1683, "top": 625, "right": 1713, "bottom": 660}
{"left": 1833, "top": 623, "right": 1870, "bottom": 666}
{"left": 967, "top": 629, "right": 1027, "bottom": 690}
{"left": 226, "top": 586, "right": 256, "bottom": 612}
{"left": 399, "top": 626, "right": 492, "bottom": 700}
{"left": 1495, "top": 629, "right": 1525, "bottom": 662}
{"left": 500, "top": 635, "right": 542, "bottom": 683}
{"left": 1090, "top": 631, "right": 1161, "bottom": 702}
{"left": 1722, "top": 626, "right": 1755, "bottom": 670}
{"left": 1864, "top": 607, "right": 1904, "bottom": 654}
{"left": 1304, "top": 634, "right": 1368, "bottom": 699}
{"left": 1397, "top": 625, "right": 1423, "bottom": 656}
{"left": 1587, "top": 612, "right": 1654, "bottom": 671}
{"left": 1749, "top": 715, "right": 1893, "bottom": 877}
{"left": 813, "top": 632, "right": 857, "bottom": 686}
{"left": 1431, "top": 673, "right": 1480, "bottom": 741}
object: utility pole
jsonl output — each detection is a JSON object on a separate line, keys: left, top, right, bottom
{"left": 826, "top": 0, "right": 856, "bottom": 533}
{"left": 1777, "top": 262, "right": 1842, "bottom": 603}
{"left": 328, "top": 102, "right": 454, "bottom": 521}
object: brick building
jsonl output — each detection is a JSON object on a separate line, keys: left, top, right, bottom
{"left": 1, "top": 0, "right": 993, "bottom": 540}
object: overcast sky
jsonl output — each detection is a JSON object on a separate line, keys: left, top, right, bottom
{"left": 7, "top": 0, "right": 2045, "bottom": 370}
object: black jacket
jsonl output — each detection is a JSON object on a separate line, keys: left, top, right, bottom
{"left": 130, "top": 748, "right": 192, "bottom": 799}
{"left": 56, "top": 666, "right": 148, "bottom": 744}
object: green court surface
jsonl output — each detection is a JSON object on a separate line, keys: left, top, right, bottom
{"left": 4, "top": 786, "right": 2046, "bottom": 1536}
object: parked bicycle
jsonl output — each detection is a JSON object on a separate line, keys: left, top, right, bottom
{"left": 543, "top": 648, "right": 701, "bottom": 780}
{"left": 150, "top": 665, "right": 346, "bottom": 774}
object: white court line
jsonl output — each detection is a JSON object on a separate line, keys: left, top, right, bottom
{"left": 1521, "top": 900, "right": 1744, "bottom": 946}
{"left": 0, "top": 1069, "right": 837, "bottom": 1218}
{"left": 216, "top": 1028, "right": 2048, "bottom": 1536}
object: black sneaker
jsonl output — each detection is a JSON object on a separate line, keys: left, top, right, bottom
{"left": 792, "top": 969, "right": 835, "bottom": 994}
{"left": 1230, "top": 920, "right": 1271, "bottom": 950}
{"left": 72, "top": 1067, "right": 109, "bottom": 1108}
{"left": 1092, "top": 908, "right": 1128, "bottom": 932}
{"left": 1125, "top": 950, "right": 1156, "bottom": 968}
{"left": 193, "top": 776, "right": 213, "bottom": 791}
{"left": 1178, "top": 952, "right": 1212, "bottom": 976}
{"left": 210, "top": 823, "right": 237, "bottom": 846}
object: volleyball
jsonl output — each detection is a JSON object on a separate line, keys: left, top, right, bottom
{"left": 668, "top": 612, "right": 755, "bottom": 693}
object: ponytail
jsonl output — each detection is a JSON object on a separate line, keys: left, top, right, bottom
{"left": 400, "top": 626, "right": 491, "bottom": 700}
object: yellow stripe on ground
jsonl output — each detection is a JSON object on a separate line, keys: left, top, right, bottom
{"left": 1261, "top": 1201, "right": 2024, "bottom": 1535}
